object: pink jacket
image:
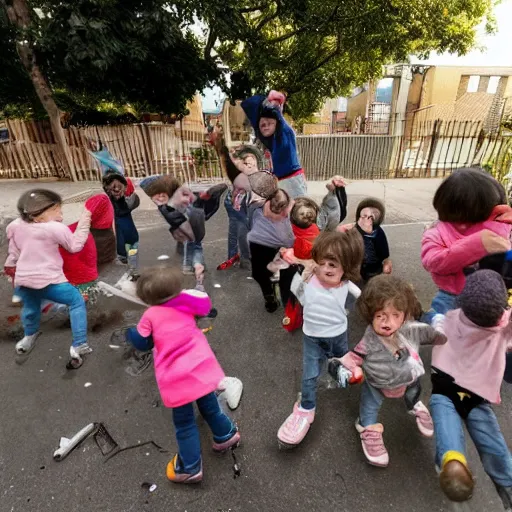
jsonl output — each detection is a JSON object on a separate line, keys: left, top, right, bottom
{"left": 432, "top": 309, "right": 512, "bottom": 404}
{"left": 5, "top": 213, "right": 91, "bottom": 289}
{"left": 136, "top": 289, "right": 225, "bottom": 408}
{"left": 421, "top": 214, "right": 512, "bottom": 295}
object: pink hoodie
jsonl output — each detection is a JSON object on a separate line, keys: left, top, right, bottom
{"left": 432, "top": 308, "right": 512, "bottom": 404}
{"left": 136, "top": 289, "right": 225, "bottom": 408}
{"left": 421, "top": 214, "right": 512, "bottom": 295}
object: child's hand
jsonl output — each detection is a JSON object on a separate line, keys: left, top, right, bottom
{"left": 383, "top": 259, "right": 393, "bottom": 274}
{"left": 336, "top": 223, "right": 354, "bottom": 233}
{"left": 481, "top": 229, "right": 512, "bottom": 254}
{"left": 280, "top": 248, "right": 299, "bottom": 265}
{"left": 326, "top": 175, "right": 347, "bottom": 191}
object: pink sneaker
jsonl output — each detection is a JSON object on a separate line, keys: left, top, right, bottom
{"left": 355, "top": 420, "right": 389, "bottom": 467}
{"left": 212, "top": 430, "right": 241, "bottom": 453}
{"left": 277, "top": 403, "right": 315, "bottom": 447}
{"left": 410, "top": 401, "right": 434, "bottom": 437}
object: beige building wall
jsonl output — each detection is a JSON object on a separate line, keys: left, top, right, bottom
{"left": 347, "top": 90, "right": 368, "bottom": 123}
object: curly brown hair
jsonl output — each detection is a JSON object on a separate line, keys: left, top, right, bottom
{"left": 357, "top": 274, "right": 421, "bottom": 324}
{"left": 136, "top": 266, "right": 183, "bottom": 305}
{"left": 311, "top": 229, "right": 364, "bottom": 282}
{"left": 291, "top": 197, "right": 319, "bottom": 228}
{"left": 143, "top": 175, "right": 181, "bottom": 199}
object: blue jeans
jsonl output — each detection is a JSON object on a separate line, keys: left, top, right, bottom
{"left": 172, "top": 392, "right": 237, "bottom": 472}
{"left": 421, "top": 289, "right": 457, "bottom": 324}
{"left": 225, "top": 192, "right": 249, "bottom": 260}
{"left": 18, "top": 283, "right": 87, "bottom": 346}
{"left": 301, "top": 332, "right": 348, "bottom": 410}
{"left": 278, "top": 173, "right": 307, "bottom": 199}
{"left": 183, "top": 241, "right": 204, "bottom": 268}
{"left": 430, "top": 393, "right": 512, "bottom": 487}
{"left": 359, "top": 380, "right": 421, "bottom": 427}
{"left": 115, "top": 215, "right": 139, "bottom": 258}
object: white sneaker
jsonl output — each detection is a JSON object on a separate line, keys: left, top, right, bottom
{"left": 15, "top": 332, "right": 42, "bottom": 355}
{"left": 12, "top": 294, "right": 22, "bottom": 305}
{"left": 217, "top": 377, "right": 243, "bottom": 410}
{"left": 70, "top": 343, "right": 93, "bottom": 359}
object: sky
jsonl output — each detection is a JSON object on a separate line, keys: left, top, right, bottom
{"left": 201, "top": 1, "right": 512, "bottom": 110}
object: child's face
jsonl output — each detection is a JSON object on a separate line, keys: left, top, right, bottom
{"left": 315, "top": 258, "right": 343, "bottom": 287}
{"left": 243, "top": 154, "right": 258, "bottom": 173}
{"left": 106, "top": 179, "right": 126, "bottom": 200}
{"left": 372, "top": 302, "right": 405, "bottom": 337}
{"left": 358, "top": 207, "right": 379, "bottom": 234}
{"left": 259, "top": 117, "right": 277, "bottom": 137}
{"left": 171, "top": 186, "right": 195, "bottom": 209}
{"left": 151, "top": 192, "right": 169, "bottom": 206}
{"left": 34, "top": 204, "right": 63, "bottom": 223}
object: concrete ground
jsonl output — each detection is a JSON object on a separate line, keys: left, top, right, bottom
{"left": 1, "top": 179, "right": 510, "bottom": 512}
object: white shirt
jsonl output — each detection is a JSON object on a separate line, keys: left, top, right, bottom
{"left": 297, "top": 275, "right": 360, "bottom": 338}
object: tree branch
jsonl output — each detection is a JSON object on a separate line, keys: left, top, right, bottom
{"left": 239, "top": 3, "right": 270, "bottom": 13}
{"left": 204, "top": 28, "right": 217, "bottom": 59}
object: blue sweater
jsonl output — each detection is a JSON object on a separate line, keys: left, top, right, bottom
{"left": 241, "top": 95, "right": 302, "bottom": 179}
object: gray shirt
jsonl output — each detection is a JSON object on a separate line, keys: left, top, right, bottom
{"left": 247, "top": 206, "right": 295, "bottom": 249}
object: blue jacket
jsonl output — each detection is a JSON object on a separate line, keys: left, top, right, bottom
{"left": 241, "top": 95, "right": 302, "bottom": 179}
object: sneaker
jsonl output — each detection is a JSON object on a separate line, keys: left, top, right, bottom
{"left": 213, "top": 429, "right": 241, "bottom": 452}
{"left": 264, "top": 294, "right": 279, "bottom": 313}
{"left": 439, "top": 451, "right": 474, "bottom": 502}
{"left": 410, "top": 401, "right": 434, "bottom": 437}
{"left": 239, "top": 258, "right": 252, "bottom": 271}
{"left": 116, "top": 256, "right": 128, "bottom": 265}
{"left": 217, "top": 254, "right": 240, "bottom": 270}
{"left": 12, "top": 294, "right": 22, "bottom": 305}
{"left": 217, "top": 376, "right": 243, "bottom": 410}
{"left": 70, "top": 343, "right": 93, "bottom": 358}
{"left": 355, "top": 420, "right": 389, "bottom": 467}
{"left": 166, "top": 454, "right": 203, "bottom": 484}
{"left": 182, "top": 265, "right": 195, "bottom": 275}
{"left": 15, "top": 332, "right": 42, "bottom": 355}
{"left": 277, "top": 403, "right": 315, "bottom": 447}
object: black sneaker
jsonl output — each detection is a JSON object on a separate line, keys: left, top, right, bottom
{"left": 264, "top": 295, "right": 279, "bottom": 313}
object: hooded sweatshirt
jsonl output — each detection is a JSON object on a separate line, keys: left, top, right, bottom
{"left": 421, "top": 205, "right": 512, "bottom": 295}
{"left": 432, "top": 308, "right": 512, "bottom": 404}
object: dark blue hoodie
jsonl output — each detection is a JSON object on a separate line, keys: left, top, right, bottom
{"left": 241, "top": 95, "right": 302, "bottom": 179}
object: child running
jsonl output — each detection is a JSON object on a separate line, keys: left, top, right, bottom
{"left": 123, "top": 266, "right": 240, "bottom": 483}
{"left": 277, "top": 230, "right": 363, "bottom": 448}
{"left": 334, "top": 275, "right": 446, "bottom": 467}
{"left": 4, "top": 189, "right": 92, "bottom": 364}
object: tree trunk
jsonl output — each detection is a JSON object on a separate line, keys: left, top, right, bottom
{"left": 2, "top": 0, "right": 78, "bottom": 181}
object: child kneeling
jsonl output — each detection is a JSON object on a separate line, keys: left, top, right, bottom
{"left": 124, "top": 266, "right": 240, "bottom": 483}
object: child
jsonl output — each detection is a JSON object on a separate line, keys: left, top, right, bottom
{"left": 429, "top": 270, "right": 512, "bottom": 508}
{"left": 123, "top": 266, "right": 240, "bottom": 483}
{"left": 102, "top": 170, "right": 140, "bottom": 264}
{"left": 335, "top": 275, "right": 446, "bottom": 467}
{"left": 277, "top": 230, "right": 364, "bottom": 448}
{"left": 337, "top": 198, "right": 392, "bottom": 281}
{"left": 421, "top": 167, "right": 512, "bottom": 322}
{"left": 4, "top": 189, "right": 92, "bottom": 363}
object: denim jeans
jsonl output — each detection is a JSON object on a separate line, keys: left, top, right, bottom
{"left": 115, "top": 215, "right": 139, "bottom": 258}
{"left": 172, "top": 392, "right": 237, "bottom": 473}
{"left": 18, "top": 283, "right": 87, "bottom": 346}
{"left": 225, "top": 192, "right": 249, "bottom": 260}
{"left": 421, "top": 289, "right": 457, "bottom": 324}
{"left": 278, "top": 172, "right": 307, "bottom": 199}
{"left": 301, "top": 332, "right": 349, "bottom": 410}
{"left": 430, "top": 393, "right": 512, "bottom": 487}
{"left": 183, "top": 241, "right": 204, "bottom": 269}
{"left": 359, "top": 380, "right": 421, "bottom": 427}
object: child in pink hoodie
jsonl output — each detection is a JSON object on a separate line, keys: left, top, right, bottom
{"left": 430, "top": 270, "right": 512, "bottom": 509}
{"left": 124, "top": 266, "right": 240, "bottom": 484}
{"left": 421, "top": 168, "right": 512, "bottom": 323}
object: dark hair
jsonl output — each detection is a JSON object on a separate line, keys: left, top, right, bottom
{"left": 357, "top": 274, "right": 421, "bottom": 324}
{"left": 291, "top": 197, "right": 319, "bottom": 228}
{"left": 356, "top": 198, "right": 385, "bottom": 227}
{"left": 136, "top": 266, "right": 183, "bottom": 305}
{"left": 311, "top": 229, "right": 364, "bottom": 282}
{"left": 17, "top": 189, "right": 62, "bottom": 222}
{"left": 102, "top": 170, "right": 127, "bottom": 189}
{"left": 268, "top": 188, "right": 291, "bottom": 215}
{"left": 433, "top": 167, "right": 507, "bottom": 223}
{"left": 143, "top": 175, "right": 181, "bottom": 199}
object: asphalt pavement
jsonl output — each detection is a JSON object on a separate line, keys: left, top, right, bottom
{"left": 0, "top": 193, "right": 510, "bottom": 512}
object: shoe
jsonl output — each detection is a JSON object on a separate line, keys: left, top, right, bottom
{"left": 182, "top": 265, "right": 195, "bottom": 275}
{"left": 15, "top": 332, "right": 42, "bottom": 355}
{"left": 217, "top": 254, "right": 240, "bottom": 270}
{"left": 12, "top": 294, "right": 22, "bottom": 305}
{"left": 166, "top": 454, "right": 203, "bottom": 483}
{"left": 116, "top": 256, "right": 128, "bottom": 265}
{"left": 495, "top": 484, "right": 512, "bottom": 511}
{"left": 355, "top": 420, "right": 389, "bottom": 467}
{"left": 217, "top": 377, "right": 243, "bottom": 410}
{"left": 264, "top": 294, "right": 279, "bottom": 313}
{"left": 277, "top": 403, "right": 315, "bottom": 447}
{"left": 239, "top": 258, "right": 252, "bottom": 271}
{"left": 410, "top": 401, "right": 434, "bottom": 437}
{"left": 439, "top": 451, "right": 474, "bottom": 502}
{"left": 213, "top": 429, "right": 241, "bottom": 452}
{"left": 70, "top": 343, "right": 93, "bottom": 358}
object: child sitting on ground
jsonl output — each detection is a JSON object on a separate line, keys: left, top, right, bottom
{"left": 102, "top": 170, "right": 140, "bottom": 264}
{"left": 4, "top": 189, "right": 93, "bottom": 365}
{"left": 332, "top": 274, "right": 446, "bottom": 467}
{"left": 429, "top": 269, "right": 512, "bottom": 509}
{"left": 122, "top": 266, "right": 240, "bottom": 484}
{"left": 277, "top": 230, "right": 363, "bottom": 449}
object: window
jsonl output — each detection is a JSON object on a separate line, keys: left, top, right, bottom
{"left": 487, "top": 76, "right": 501, "bottom": 94}
{"left": 467, "top": 75, "right": 480, "bottom": 93}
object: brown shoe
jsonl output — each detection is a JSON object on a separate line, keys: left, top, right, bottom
{"left": 440, "top": 459, "right": 474, "bottom": 502}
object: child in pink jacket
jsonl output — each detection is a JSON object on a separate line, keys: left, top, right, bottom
{"left": 125, "top": 266, "right": 240, "bottom": 484}
{"left": 421, "top": 168, "right": 512, "bottom": 323}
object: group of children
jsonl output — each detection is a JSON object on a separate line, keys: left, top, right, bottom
{"left": 2, "top": 91, "right": 512, "bottom": 509}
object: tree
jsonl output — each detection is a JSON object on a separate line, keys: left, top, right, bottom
{"left": 183, "top": 0, "right": 496, "bottom": 119}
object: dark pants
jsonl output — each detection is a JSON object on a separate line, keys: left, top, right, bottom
{"left": 115, "top": 215, "right": 139, "bottom": 258}
{"left": 249, "top": 242, "right": 289, "bottom": 299}
{"left": 505, "top": 353, "right": 512, "bottom": 384}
